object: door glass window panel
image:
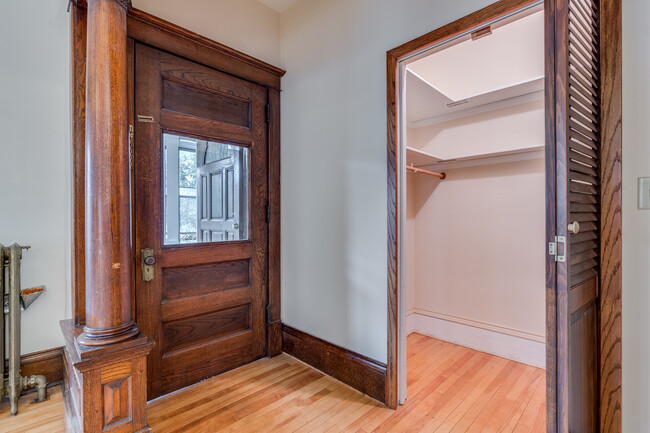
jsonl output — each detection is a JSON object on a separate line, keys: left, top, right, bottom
{"left": 163, "top": 132, "right": 249, "bottom": 245}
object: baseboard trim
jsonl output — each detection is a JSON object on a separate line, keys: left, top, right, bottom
{"left": 282, "top": 325, "right": 386, "bottom": 404}
{"left": 4, "top": 347, "right": 64, "bottom": 391}
{"left": 408, "top": 312, "right": 546, "bottom": 369}
{"left": 409, "top": 308, "right": 545, "bottom": 343}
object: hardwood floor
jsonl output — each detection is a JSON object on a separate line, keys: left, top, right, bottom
{"left": 0, "top": 333, "right": 545, "bottom": 432}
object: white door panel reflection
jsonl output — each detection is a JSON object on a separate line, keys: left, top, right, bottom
{"left": 163, "top": 132, "right": 249, "bottom": 245}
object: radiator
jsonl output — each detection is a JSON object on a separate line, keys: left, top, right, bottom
{"left": 0, "top": 244, "right": 47, "bottom": 415}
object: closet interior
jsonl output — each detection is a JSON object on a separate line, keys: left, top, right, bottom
{"left": 403, "top": 6, "right": 546, "bottom": 370}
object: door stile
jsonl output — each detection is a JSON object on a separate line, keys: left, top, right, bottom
{"left": 544, "top": 0, "right": 558, "bottom": 431}
{"left": 133, "top": 43, "right": 165, "bottom": 399}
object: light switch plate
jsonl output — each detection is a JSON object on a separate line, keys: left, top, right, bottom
{"left": 638, "top": 177, "right": 650, "bottom": 210}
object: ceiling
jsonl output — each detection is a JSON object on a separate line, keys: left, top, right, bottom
{"left": 405, "top": 9, "right": 544, "bottom": 127}
{"left": 257, "top": 0, "right": 301, "bottom": 12}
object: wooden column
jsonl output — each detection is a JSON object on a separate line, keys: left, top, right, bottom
{"left": 62, "top": 1, "right": 152, "bottom": 431}
{"left": 78, "top": 0, "right": 138, "bottom": 347}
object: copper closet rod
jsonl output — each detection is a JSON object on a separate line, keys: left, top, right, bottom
{"left": 406, "top": 165, "right": 446, "bottom": 179}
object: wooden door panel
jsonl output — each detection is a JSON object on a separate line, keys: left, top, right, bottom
{"left": 161, "top": 260, "right": 250, "bottom": 300}
{"left": 161, "top": 286, "right": 253, "bottom": 322}
{"left": 162, "top": 79, "right": 251, "bottom": 128}
{"left": 548, "top": 0, "right": 601, "bottom": 431}
{"left": 568, "top": 299, "right": 598, "bottom": 432}
{"left": 160, "top": 111, "right": 252, "bottom": 144}
{"left": 162, "top": 304, "right": 251, "bottom": 353}
{"left": 134, "top": 43, "right": 268, "bottom": 399}
{"left": 160, "top": 330, "right": 259, "bottom": 394}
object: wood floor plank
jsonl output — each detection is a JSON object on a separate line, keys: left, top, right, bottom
{"left": 464, "top": 361, "right": 528, "bottom": 432}
{"left": 1, "top": 335, "right": 546, "bottom": 433}
{"left": 432, "top": 356, "right": 510, "bottom": 432}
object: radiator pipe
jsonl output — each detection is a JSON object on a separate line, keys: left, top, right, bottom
{"left": 22, "top": 375, "right": 48, "bottom": 403}
{"left": 8, "top": 244, "right": 21, "bottom": 415}
{"left": 0, "top": 247, "right": 5, "bottom": 401}
{"left": 3, "top": 244, "right": 48, "bottom": 415}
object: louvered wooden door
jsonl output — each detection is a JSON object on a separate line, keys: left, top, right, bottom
{"left": 546, "top": 0, "right": 601, "bottom": 431}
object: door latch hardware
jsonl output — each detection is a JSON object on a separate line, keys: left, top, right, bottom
{"left": 137, "top": 115, "right": 155, "bottom": 123}
{"left": 142, "top": 248, "right": 155, "bottom": 281}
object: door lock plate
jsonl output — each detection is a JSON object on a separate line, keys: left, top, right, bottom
{"left": 142, "top": 248, "right": 155, "bottom": 281}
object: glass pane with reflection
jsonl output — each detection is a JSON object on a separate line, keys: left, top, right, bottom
{"left": 163, "top": 132, "right": 249, "bottom": 245}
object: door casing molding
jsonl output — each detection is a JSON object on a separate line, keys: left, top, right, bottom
{"left": 385, "top": 5, "right": 622, "bottom": 433}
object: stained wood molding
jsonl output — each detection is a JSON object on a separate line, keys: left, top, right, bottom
{"left": 598, "top": 0, "right": 623, "bottom": 431}
{"left": 282, "top": 325, "right": 387, "bottom": 404}
{"left": 127, "top": 9, "right": 285, "bottom": 90}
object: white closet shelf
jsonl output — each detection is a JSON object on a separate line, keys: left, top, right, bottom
{"left": 406, "top": 147, "right": 444, "bottom": 167}
{"left": 406, "top": 145, "right": 544, "bottom": 170}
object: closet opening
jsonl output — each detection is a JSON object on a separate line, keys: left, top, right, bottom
{"left": 396, "top": 2, "right": 547, "bottom": 428}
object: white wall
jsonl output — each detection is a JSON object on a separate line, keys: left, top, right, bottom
{"left": 132, "top": 0, "right": 282, "bottom": 66}
{"left": 280, "top": 0, "right": 495, "bottom": 363}
{"left": 409, "top": 99, "right": 545, "bottom": 159}
{"left": 622, "top": 0, "right": 650, "bottom": 431}
{"left": 0, "top": 1, "right": 71, "bottom": 354}
{"left": 405, "top": 160, "right": 546, "bottom": 364}
{"left": 407, "top": 159, "right": 545, "bottom": 339}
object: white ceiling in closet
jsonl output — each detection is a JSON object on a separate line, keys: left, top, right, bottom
{"left": 405, "top": 9, "right": 544, "bottom": 127}
{"left": 256, "top": 0, "right": 300, "bottom": 12}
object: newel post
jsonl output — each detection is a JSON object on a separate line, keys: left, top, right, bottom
{"left": 61, "top": 0, "right": 153, "bottom": 432}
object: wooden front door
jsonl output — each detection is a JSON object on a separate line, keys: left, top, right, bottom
{"left": 546, "top": 0, "right": 601, "bottom": 431}
{"left": 134, "top": 43, "right": 269, "bottom": 399}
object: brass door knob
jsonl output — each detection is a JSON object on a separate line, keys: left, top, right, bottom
{"left": 144, "top": 256, "right": 156, "bottom": 266}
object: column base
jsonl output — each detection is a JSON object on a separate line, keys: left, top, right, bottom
{"left": 61, "top": 319, "right": 154, "bottom": 433}
{"left": 77, "top": 321, "right": 141, "bottom": 346}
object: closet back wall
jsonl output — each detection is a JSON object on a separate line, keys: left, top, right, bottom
{"left": 405, "top": 102, "right": 546, "bottom": 368}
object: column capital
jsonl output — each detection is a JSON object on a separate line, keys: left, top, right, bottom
{"left": 112, "top": 0, "right": 132, "bottom": 11}
{"left": 81, "top": 0, "right": 132, "bottom": 10}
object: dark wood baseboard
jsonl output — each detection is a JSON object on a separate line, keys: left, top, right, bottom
{"left": 282, "top": 325, "right": 386, "bottom": 404}
{"left": 3, "top": 347, "right": 64, "bottom": 391}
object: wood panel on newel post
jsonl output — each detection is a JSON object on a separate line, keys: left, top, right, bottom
{"left": 61, "top": 1, "right": 153, "bottom": 432}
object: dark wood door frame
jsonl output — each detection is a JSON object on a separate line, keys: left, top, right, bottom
{"left": 385, "top": 4, "right": 622, "bottom": 433}
{"left": 70, "top": 2, "right": 285, "bottom": 356}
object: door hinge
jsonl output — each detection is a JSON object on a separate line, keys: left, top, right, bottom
{"left": 266, "top": 304, "right": 271, "bottom": 323}
{"left": 548, "top": 236, "right": 566, "bottom": 262}
{"left": 266, "top": 104, "right": 270, "bottom": 123}
{"left": 266, "top": 203, "right": 270, "bottom": 223}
